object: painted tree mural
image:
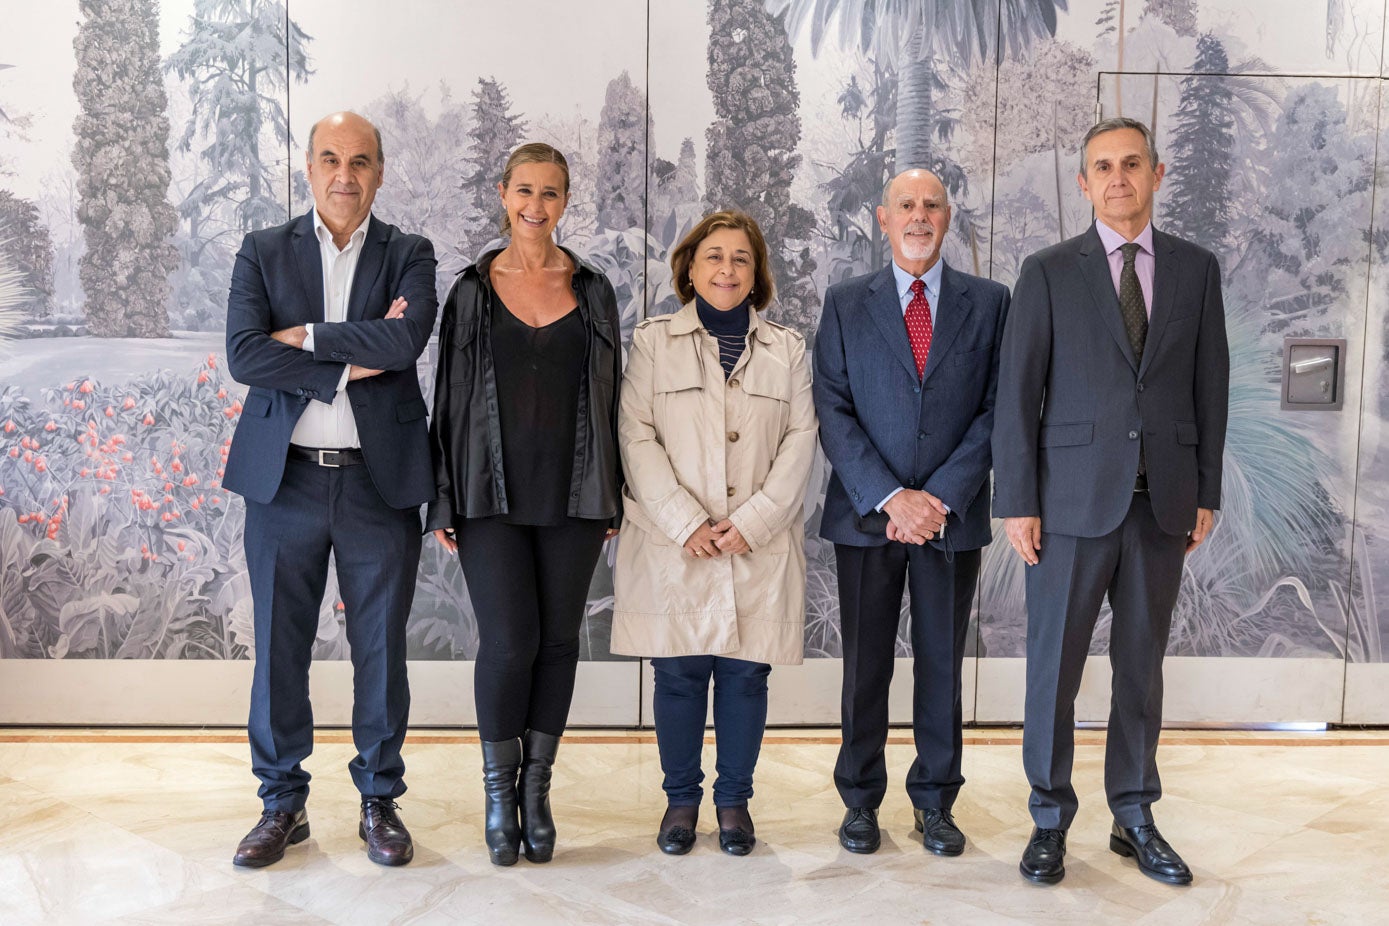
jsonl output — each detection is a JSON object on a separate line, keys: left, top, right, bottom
{"left": 772, "top": 0, "right": 1067, "bottom": 171}
{"left": 1162, "top": 34, "right": 1234, "bottom": 250}
{"left": 72, "top": 0, "right": 178, "bottom": 338}
{"left": 596, "top": 71, "right": 650, "bottom": 232}
{"left": 459, "top": 77, "right": 524, "bottom": 261}
{"left": 706, "top": 0, "right": 819, "bottom": 336}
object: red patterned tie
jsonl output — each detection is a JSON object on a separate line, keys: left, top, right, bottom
{"left": 905, "top": 279, "right": 933, "bottom": 378}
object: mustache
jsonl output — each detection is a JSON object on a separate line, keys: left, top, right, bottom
{"left": 903, "top": 223, "right": 934, "bottom": 235}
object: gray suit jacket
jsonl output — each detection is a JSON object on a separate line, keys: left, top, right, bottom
{"left": 991, "top": 224, "right": 1229, "bottom": 538}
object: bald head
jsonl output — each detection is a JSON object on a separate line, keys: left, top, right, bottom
{"left": 305, "top": 111, "right": 386, "bottom": 245}
{"left": 876, "top": 169, "right": 952, "bottom": 275}
{"left": 881, "top": 169, "right": 948, "bottom": 209}
{"left": 307, "top": 111, "right": 384, "bottom": 165}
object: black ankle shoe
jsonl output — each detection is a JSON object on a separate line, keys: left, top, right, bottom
{"left": 1020, "top": 827, "right": 1067, "bottom": 884}
{"left": 717, "top": 805, "right": 756, "bottom": 857}
{"left": 1110, "top": 822, "right": 1193, "bottom": 885}
{"left": 838, "top": 807, "right": 880, "bottom": 854}
{"left": 519, "top": 730, "right": 560, "bottom": 863}
{"left": 657, "top": 805, "right": 698, "bottom": 856}
{"left": 480, "top": 738, "right": 523, "bottom": 866}
{"left": 913, "top": 806, "right": 965, "bottom": 856}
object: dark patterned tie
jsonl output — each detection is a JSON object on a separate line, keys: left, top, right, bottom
{"left": 1119, "top": 242, "right": 1148, "bottom": 478}
{"left": 905, "top": 279, "right": 933, "bottom": 378}
{"left": 1119, "top": 243, "right": 1148, "bottom": 361}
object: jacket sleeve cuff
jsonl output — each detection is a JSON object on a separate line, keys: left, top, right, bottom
{"left": 728, "top": 499, "right": 775, "bottom": 551}
{"left": 424, "top": 499, "right": 454, "bottom": 534}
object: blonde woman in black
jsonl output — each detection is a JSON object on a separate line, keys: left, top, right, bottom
{"left": 427, "top": 143, "right": 622, "bottom": 866}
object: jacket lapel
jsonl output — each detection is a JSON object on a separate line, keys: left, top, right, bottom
{"left": 291, "top": 211, "right": 325, "bottom": 324}
{"left": 866, "top": 265, "right": 919, "bottom": 381}
{"left": 1139, "top": 229, "right": 1179, "bottom": 378}
{"left": 1077, "top": 225, "right": 1138, "bottom": 372}
{"left": 921, "top": 262, "right": 974, "bottom": 385}
{"left": 347, "top": 215, "right": 387, "bottom": 321}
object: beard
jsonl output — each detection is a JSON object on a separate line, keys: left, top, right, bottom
{"left": 899, "top": 223, "right": 939, "bottom": 263}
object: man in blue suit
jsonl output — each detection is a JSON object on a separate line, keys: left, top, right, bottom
{"left": 814, "top": 168, "right": 1009, "bottom": 856}
{"left": 224, "top": 111, "right": 438, "bottom": 868}
{"left": 993, "top": 117, "right": 1228, "bottom": 886}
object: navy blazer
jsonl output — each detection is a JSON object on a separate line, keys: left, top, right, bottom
{"left": 813, "top": 261, "right": 1010, "bottom": 550}
{"left": 991, "top": 224, "right": 1229, "bottom": 538}
{"left": 224, "top": 212, "right": 439, "bottom": 508}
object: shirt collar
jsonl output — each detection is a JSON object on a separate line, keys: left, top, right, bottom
{"left": 1094, "top": 218, "right": 1154, "bottom": 257}
{"left": 312, "top": 208, "right": 371, "bottom": 250}
{"left": 891, "top": 257, "right": 944, "bottom": 302}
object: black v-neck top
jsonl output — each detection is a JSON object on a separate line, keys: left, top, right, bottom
{"left": 491, "top": 295, "right": 586, "bottom": 525}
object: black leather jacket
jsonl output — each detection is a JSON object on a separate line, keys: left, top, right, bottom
{"left": 425, "top": 247, "right": 623, "bottom": 530}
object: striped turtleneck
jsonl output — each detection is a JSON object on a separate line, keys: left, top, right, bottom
{"left": 695, "top": 294, "right": 750, "bottom": 379}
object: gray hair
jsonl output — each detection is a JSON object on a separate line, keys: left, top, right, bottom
{"left": 306, "top": 114, "right": 385, "bottom": 165}
{"left": 1079, "top": 117, "right": 1157, "bottom": 175}
{"left": 880, "top": 169, "right": 951, "bottom": 208}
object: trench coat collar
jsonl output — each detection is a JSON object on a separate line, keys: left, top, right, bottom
{"left": 668, "top": 300, "right": 773, "bottom": 343}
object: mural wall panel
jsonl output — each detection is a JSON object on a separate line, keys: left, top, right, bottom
{"left": 1, "top": 0, "right": 1386, "bottom": 723}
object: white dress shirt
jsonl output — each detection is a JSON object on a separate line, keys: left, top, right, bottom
{"left": 290, "top": 209, "right": 368, "bottom": 449}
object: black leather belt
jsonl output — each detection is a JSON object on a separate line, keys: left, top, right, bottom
{"left": 288, "top": 445, "right": 365, "bottom": 467}
{"left": 1134, "top": 472, "right": 1149, "bottom": 493}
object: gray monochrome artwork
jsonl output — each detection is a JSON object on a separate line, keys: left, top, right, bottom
{"left": 0, "top": 1, "right": 1385, "bottom": 708}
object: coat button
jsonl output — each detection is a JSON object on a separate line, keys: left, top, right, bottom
{"left": 1137, "top": 382, "right": 1145, "bottom": 392}
{"left": 918, "top": 431, "right": 926, "bottom": 440}
{"left": 729, "top": 378, "right": 740, "bottom": 388}
{"left": 1129, "top": 430, "right": 1139, "bottom": 439}
{"left": 727, "top": 486, "right": 736, "bottom": 497}
{"left": 728, "top": 431, "right": 739, "bottom": 442}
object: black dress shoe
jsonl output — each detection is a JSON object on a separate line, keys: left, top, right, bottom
{"left": 657, "top": 805, "right": 698, "bottom": 855}
{"left": 360, "top": 797, "right": 414, "bottom": 866}
{"left": 233, "top": 808, "right": 310, "bottom": 868}
{"left": 913, "top": 807, "right": 965, "bottom": 856}
{"left": 717, "top": 805, "right": 756, "bottom": 857}
{"left": 1019, "top": 827, "right": 1067, "bottom": 884}
{"left": 1110, "top": 822, "right": 1193, "bottom": 885}
{"left": 838, "top": 807, "right": 880, "bottom": 854}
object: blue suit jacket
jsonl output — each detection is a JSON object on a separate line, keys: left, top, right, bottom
{"left": 991, "top": 224, "right": 1229, "bottom": 537}
{"left": 813, "top": 261, "right": 1010, "bottom": 550}
{"left": 223, "top": 212, "right": 439, "bottom": 508}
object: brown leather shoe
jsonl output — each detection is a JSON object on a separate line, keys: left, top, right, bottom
{"left": 233, "top": 808, "right": 310, "bottom": 868}
{"left": 360, "top": 797, "right": 414, "bottom": 866}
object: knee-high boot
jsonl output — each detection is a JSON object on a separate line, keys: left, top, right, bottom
{"left": 480, "top": 738, "right": 523, "bottom": 866}
{"left": 520, "top": 729, "right": 560, "bottom": 862}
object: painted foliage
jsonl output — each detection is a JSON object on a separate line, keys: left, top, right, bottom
{"left": 0, "top": 0, "right": 1384, "bottom": 682}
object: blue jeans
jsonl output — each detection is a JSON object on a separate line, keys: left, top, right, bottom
{"left": 651, "top": 655, "right": 771, "bottom": 807}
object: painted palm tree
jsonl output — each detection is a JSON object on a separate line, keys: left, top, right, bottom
{"left": 768, "top": 0, "right": 1067, "bottom": 171}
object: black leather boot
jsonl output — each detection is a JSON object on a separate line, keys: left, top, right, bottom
{"left": 481, "top": 738, "right": 523, "bottom": 866}
{"left": 519, "top": 729, "right": 560, "bottom": 863}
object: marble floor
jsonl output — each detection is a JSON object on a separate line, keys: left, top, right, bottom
{"left": 0, "top": 728, "right": 1385, "bottom": 925}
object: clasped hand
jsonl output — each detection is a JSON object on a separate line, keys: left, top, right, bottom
{"left": 683, "top": 519, "right": 750, "bottom": 558}
{"left": 883, "top": 489, "right": 947, "bottom": 545}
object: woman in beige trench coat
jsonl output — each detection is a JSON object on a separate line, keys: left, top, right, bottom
{"left": 612, "top": 211, "right": 818, "bottom": 857}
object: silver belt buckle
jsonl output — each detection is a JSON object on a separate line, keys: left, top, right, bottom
{"left": 317, "top": 449, "right": 340, "bottom": 468}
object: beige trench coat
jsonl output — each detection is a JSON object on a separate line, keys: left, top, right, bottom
{"left": 611, "top": 301, "right": 818, "bottom": 665}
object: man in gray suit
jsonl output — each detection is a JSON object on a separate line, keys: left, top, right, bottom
{"left": 992, "top": 117, "right": 1229, "bottom": 886}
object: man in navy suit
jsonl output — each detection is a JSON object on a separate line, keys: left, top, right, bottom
{"left": 993, "top": 117, "right": 1228, "bottom": 886}
{"left": 814, "top": 169, "right": 1009, "bottom": 856}
{"left": 224, "top": 111, "right": 438, "bottom": 868}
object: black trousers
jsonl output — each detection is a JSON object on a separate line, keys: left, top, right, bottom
{"left": 1022, "top": 491, "right": 1187, "bottom": 830}
{"left": 245, "top": 456, "right": 421, "bottom": 812}
{"left": 454, "top": 517, "right": 608, "bottom": 742}
{"left": 834, "top": 541, "right": 981, "bottom": 811}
